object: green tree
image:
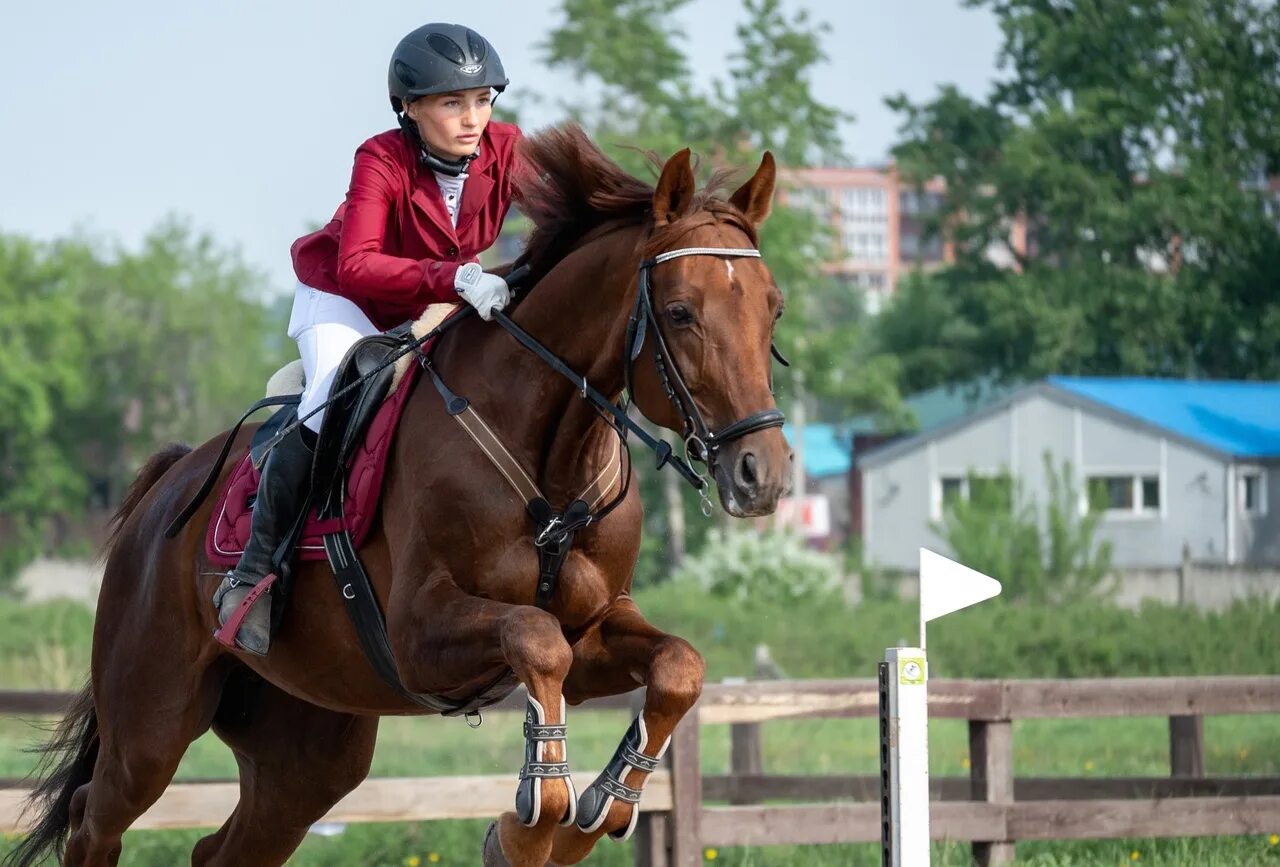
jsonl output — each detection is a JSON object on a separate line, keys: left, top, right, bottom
{"left": 878, "top": 0, "right": 1280, "bottom": 391}
{"left": 0, "top": 236, "right": 92, "bottom": 585}
{"left": 0, "top": 223, "right": 286, "bottom": 588}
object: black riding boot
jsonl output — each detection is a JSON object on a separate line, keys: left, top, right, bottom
{"left": 212, "top": 424, "right": 314, "bottom": 655}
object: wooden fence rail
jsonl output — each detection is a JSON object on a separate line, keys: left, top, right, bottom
{"left": 658, "top": 675, "right": 1280, "bottom": 867}
{"left": 4, "top": 676, "right": 1280, "bottom": 866}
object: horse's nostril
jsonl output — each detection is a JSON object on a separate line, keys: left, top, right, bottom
{"left": 740, "top": 451, "right": 758, "bottom": 488}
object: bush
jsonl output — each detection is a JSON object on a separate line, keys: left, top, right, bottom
{"left": 670, "top": 528, "right": 842, "bottom": 605}
{"left": 932, "top": 456, "right": 1112, "bottom": 604}
{"left": 635, "top": 582, "right": 1280, "bottom": 682}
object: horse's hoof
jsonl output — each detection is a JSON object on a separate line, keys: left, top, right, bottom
{"left": 482, "top": 821, "right": 512, "bottom": 867}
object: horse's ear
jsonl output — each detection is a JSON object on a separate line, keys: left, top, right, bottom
{"left": 730, "top": 151, "right": 776, "bottom": 227}
{"left": 653, "top": 148, "right": 697, "bottom": 226}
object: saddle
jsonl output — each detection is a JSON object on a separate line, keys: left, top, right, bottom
{"left": 206, "top": 329, "right": 418, "bottom": 565}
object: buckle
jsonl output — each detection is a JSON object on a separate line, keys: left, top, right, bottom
{"left": 535, "top": 517, "right": 565, "bottom": 548}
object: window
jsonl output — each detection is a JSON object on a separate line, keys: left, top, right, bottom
{"left": 840, "top": 186, "right": 887, "bottom": 221}
{"left": 789, "top": 185, "right": 831, "bottom": 220}
{"left": 1142, "top": 477, "right": 1160, "bottom": 511}
{"left": 935, "top": 473, "right": 1013, "bottom": 517}
{"left": 940, "top": 476, "right": 964, "bottom": 506}
{"left": 869, "top": 233, "right": 886, "bottom": 262}
{"left": 842, "top": 228, "right": 888, "bottom": 263}
{"left": 1087, "top": 474, "right": 1161, "bottom": 516}
{"left": 1239, "top": 468, "right": 1267, "bottom": 516}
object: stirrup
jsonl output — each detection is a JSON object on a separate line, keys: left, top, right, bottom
{"left": 212, "top": 572, "right": 277, "bottom": 652}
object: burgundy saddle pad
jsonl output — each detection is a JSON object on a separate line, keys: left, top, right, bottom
{"left": 205, "top": 361, "right": 422, "bottom": 565}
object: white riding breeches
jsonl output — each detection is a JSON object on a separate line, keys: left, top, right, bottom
{"left": 286, "top": 283, "right": 380, "bottom": 433}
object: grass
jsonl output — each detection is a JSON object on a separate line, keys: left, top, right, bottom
{"left": 2, "top": 589, "right": 1280, "bottom": 864}
{"left": 6, "top": 828, "right": 1274, "bottom": 866}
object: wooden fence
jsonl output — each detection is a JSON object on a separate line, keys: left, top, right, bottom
{"left": 4, "top": 676, "right": 1280, "bottom": 866}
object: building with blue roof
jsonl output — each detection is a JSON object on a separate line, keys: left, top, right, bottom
{"left": 856, "top": 378, "right": 1280, "bottom": 570}
{"left": 781, "top": 380, "right": 1015, "bottom": 542}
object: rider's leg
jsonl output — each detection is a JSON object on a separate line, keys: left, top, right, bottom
{"left": 213, "top": 284, "right": 377, "bottom": 655}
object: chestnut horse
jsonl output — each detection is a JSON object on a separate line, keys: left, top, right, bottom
{"left": 7, "top": 125, "right": 790, "bottom": 867}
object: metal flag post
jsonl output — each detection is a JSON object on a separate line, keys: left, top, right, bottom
{"left": 880, "top": 548, "right": 1002, "bottom": 867}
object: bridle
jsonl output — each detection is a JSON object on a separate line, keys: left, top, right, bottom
{"left": 624, "top": 246, "right": 786, "bottom": 481}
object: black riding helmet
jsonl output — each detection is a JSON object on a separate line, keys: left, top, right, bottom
{"left": 389, "top": 24, "right": 508, "bottom": 176}
{"left": 388, "top": 23, "right": 508, "bottom": 112}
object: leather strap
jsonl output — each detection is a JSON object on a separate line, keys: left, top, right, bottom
{"left": 520, "top": 761, "right": 572, "bottom": 780}
{"left": 165, "top": 394, "right": 301, "bottom": 538}
{"left": 524, "top": 721, "right": 567, "bottom": 741}
{"left": 321, "top": 528, "right": 514, "bottom": 716}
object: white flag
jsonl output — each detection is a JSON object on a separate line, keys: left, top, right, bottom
{"left": 919, "top": 548, "right": 1002, "bottom": 623}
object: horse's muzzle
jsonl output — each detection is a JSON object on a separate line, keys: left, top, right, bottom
{"left": 711, "top": 430, "right": 792, "bottom": 518}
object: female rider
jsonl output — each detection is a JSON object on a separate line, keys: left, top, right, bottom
{"left": 212, "top": 23, "right": 522, "bottom": 655}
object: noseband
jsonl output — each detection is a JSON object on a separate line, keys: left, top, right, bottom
{"left": 625, "top": 247, "right": 786, "bottom": 474}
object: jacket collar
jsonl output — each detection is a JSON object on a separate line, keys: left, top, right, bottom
{"left": 408, "top": 127, "right": 497, "bottom": 239}
{"left": 455, "top": 135, "right": 495, "bottom": 236}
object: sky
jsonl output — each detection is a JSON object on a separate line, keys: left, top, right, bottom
{"left": 0, "top": 0, "right": 1003, "bottom": 295}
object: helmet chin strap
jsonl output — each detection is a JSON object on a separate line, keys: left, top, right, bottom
{"left": 421, "top": 145, "right": 479, "bottom": 177}
{"left": 398, "top": 113, "right": 479, "bottom": 177}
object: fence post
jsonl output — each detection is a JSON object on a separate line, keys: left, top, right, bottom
{"left": 1169, "top": 715, "right": 1205, "bottom": 778}
{"left": 969, "top": 719, "right": 1015, "bottom": 866}
{"left": 724, "top": 645, "right": 782, "bottom": 805}
{"left": 1178, "top": 543, "right": 1192, "bottom": 606}
{"left": 728, "top": 715, "right": 762, "bottom": 805}
{"left": 668, "top": 704, "right": 703, "bottom": 867}
{"left": 633, "top": 814, "right": 671, "bottom": 867}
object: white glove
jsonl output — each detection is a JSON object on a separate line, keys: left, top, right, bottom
{"left": 454, "top": 263, "right": 511, "bottom": 321}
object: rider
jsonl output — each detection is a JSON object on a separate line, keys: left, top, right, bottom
{"left": 212, "top": 23, "right": 523, "bottom": 655}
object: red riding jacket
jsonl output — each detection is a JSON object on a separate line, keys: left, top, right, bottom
{"left": 291, "top": 121, "right": 523, "bottom": 331}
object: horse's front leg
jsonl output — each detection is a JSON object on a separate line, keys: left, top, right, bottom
{"left": 393, "top": 571, "right": 575, "bottom": 867}
{"left": 547, "top": 594, "right": 705, "bottom": 865}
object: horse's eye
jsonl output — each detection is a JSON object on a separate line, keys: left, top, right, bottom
{"left": 666, "top": 303, "right": 694, "bottom": 326}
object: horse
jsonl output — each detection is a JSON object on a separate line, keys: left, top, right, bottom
{"left": 7, "top": 123, "right": 791, "bottom": 867}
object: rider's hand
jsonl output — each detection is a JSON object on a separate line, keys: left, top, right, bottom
{"left": 454, "top": 263, "right": 511, "bottom": 321}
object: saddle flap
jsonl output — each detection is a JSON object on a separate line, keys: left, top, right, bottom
{"left": 313, "top": 332, "right": 412, "bottom": 504}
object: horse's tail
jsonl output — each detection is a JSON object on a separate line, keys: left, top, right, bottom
{"left": 2, "top": 687, "right": 98, "bottom": 867}
{"left": 3, "top": 444, "right": 190, "bottom": 867}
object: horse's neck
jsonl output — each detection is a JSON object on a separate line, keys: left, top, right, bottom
{"left": 434, "top": 226, "right": 642, "bottom": 504}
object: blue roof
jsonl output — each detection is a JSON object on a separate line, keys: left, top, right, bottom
{"left": 782, "top": 422, "right": 853, "bottom": 478}
{"left": 1049, "top": 376, "right": 1280, "bottom": 458}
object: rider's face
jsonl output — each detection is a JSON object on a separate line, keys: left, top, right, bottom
{"left": 405, "top": 88, "right": 493, "bottom": 158}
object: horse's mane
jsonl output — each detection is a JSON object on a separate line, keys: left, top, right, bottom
{"left": 515, "top": 123, "right": 756, "bottom": 280}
